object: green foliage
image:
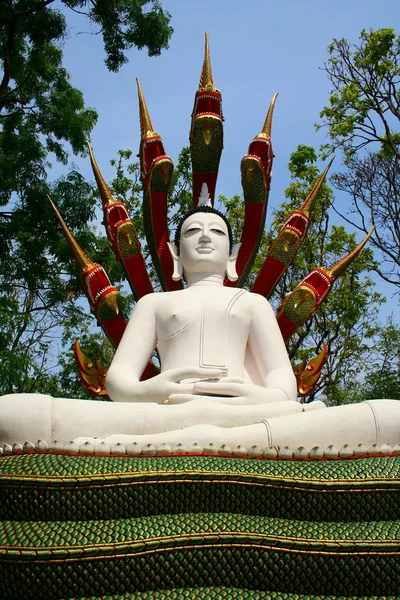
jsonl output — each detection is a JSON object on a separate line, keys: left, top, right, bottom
{"left": 0, "top": 0, "right": 173, "bottom": 395}
{"left": 318, "top": 28, "right": 400, "bottom": 160}
{"left": 2, "top": 8, "right": 80, "bottom": 172}
{"left": 318, "top": 28, "right": 400, "bottom": 289}
{"left": 64, "top": 0, "right": 173, "bottom": 71}
{"left": 0, "top": 0, "right": 173, "bottom": 204}
{"left": 288, "top": 144, "right": 318, "bottom": 177}
{"left": 363, "top": 321, "right": 400, "bottom": 400}
{"left": 0, "top": 169, "right": 107, "bottom": 395}
{"left": 332, "top": 320, "right": 400, "bottom": 403}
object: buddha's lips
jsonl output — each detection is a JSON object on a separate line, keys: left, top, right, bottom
{"left": 196, "top": 245, "right": 214, "bottom": 253}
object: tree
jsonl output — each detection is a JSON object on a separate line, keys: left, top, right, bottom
{"left": 363, "top": 320, "right": 400, "bottom": 400}
{"left": 0, "top": 169, "right": 111, "bottom": 396}
{"left": 0, "top": 0, "right": 173, "bottom": 395}
{"left": 332, "top": 319, "right": 400, "bottom": 403}
{"left": 318, "top": 28, "right": 400, "bottom": 289}
{"left": 0, "top": 0, "right": 173, "bottom": 202}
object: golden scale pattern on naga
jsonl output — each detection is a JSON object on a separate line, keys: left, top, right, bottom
{"left": 47, "top": 32, "right": 373, "bottom": 400}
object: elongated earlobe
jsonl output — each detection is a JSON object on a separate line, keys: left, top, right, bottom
{"left": 167, "top": 242, "right": 183, "bottom": 281}
{"left": 226, "top": 243, "right": 241, "bottom": 282}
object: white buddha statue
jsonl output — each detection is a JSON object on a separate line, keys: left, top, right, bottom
{"left": 1, "top": 204, "right": 399, "bottom": 453}
{"left": 106, "top": 205, "right": 297, "bottom": 407}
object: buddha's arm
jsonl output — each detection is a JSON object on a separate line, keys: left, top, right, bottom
{"left": 106, "top": 296, "right": 158, "bottom": 402}
{"left": 247, "top": 293, "right": 297, "bottom": 402}
{"left": 106, "top": 296, "right": 225, "bottom": 403}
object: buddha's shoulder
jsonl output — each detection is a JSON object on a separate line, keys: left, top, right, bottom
{"left": 237, "top": 290, "right": 274, "bottom": 313}
{"left": 134, "top": 290, "right": 186, "bottom": 310}
{"left": 135, "top": 289, "right": 272, "bottom": 311}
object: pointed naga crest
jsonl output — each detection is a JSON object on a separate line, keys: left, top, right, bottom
{"left": 87, "top": 143, "right": 154, "bottom": 300}
{"left": 190, "top": 32, "right": 224, "bottom": 207}
{"left": 226, "top": 93, "right": 278, "bottom": 288}
{"left": 47, "top": 194, "right": 95, "bottom": 273}
{"left": 136, "top": 78, "right": 179, "bottom": 292}
{"left": 277, "top": 227, "right": 375, "bottom": 342}
{"left": 47, "top": 195, "right": 127, "bottom": 347}
{"left": 136, "top": 77, "right": 173, "bottom": 189}
{"left": 252, "top": 157, "right": 334, "bottom": 298}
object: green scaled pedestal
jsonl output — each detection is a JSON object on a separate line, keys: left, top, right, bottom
{"left": 1, "top": 453, "right": 400, "bottom": 599}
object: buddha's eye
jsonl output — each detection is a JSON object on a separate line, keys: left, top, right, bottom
{"left": 184, "top": 227, "right": 201, "bottom": 234}
{"left": 210, "top": 228, "right": 226, "bottom": 236}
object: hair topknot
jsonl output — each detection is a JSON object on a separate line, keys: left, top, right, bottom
{"left": 174, "top": 206, "right": 233, "bottom": 254}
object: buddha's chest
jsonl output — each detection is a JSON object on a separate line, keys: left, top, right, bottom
{"left": 155, "top": 288, "right": 250, "bottom": 369}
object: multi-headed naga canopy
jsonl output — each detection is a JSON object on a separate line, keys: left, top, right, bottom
{"left": 50, "top": 33, "right": 373, "bottom": 398}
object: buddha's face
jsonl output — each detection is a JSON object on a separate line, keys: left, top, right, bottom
{"left": 179, "top": 212, "right": 230, "bottom": 276}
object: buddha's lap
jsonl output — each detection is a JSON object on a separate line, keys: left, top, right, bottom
{"left": 1, "top": 393, "right": 400, "bottom": 450}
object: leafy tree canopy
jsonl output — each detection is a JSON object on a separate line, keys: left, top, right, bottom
{"left": 333, "top": 319, "right": 400, "bottom": 403}
{"left": 363, "top": 320, "right": 400, "bottom": 400}
{"left": 0, "top": 0, "right": 173, "bottom": 395}
{"left": 319, "top": 28, "right": 400, "bottom": 160}
{"left": 318, "top": 28, "right": 400, "bottom": 290}
{"left": 0, "top": 0, "right": 173, "bottom": 203}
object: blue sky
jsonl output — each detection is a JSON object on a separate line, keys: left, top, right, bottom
{"left": 58, "top": 0, "right": 399, "bottom": 311}
{"left": 60, "top": 1, "right": 399, "bottom": 200}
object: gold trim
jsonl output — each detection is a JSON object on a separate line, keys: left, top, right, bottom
{"left": 2, "top": 469, "right": 399, "bottom": 491}
{"left": 1, "top": 539, "right": 398, "bottom": 564}
{"left": 87, "top": 142, "right": 117, "bottom": 206}
{"left": 259, "top": 93, "right": 278, "bottom": 139}
{"left": 326, "top": 227, "right": 375, "bottom": 279}
{"left": 2, "top": 529, "right": 397, "bottom": 553}
{"left": 301, "top": 157, "right": 334, "bottom": 217}
{"left": 199, "top": 32, "right": 218, "bottom": 92}
{"left": 136, "top": 77, "right": 157, "bottom": 138}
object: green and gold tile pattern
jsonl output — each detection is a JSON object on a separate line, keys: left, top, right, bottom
{"left": 71, "top": 593, "right": 400, "bottom": 600}
{"left": 0, "top": 454, "right": 399, "bottom": 599}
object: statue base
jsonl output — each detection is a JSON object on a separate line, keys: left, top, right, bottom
{"left": 1, "top": 452, "right": 399, "bottom": 598}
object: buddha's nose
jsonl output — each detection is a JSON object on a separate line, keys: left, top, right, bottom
{"left": 199, "top": 229, "right": 211, "bottom": 243}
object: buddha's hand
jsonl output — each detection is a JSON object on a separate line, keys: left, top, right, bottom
{"left": 137, "top": 367, "right": 227, "bottom": 404}
{"left": 167, "top": 379, "right": 292, "bottom": 405}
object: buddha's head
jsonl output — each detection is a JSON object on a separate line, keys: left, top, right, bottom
{"left": 168, "top": 206, "right": 240, "bottom": 282}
